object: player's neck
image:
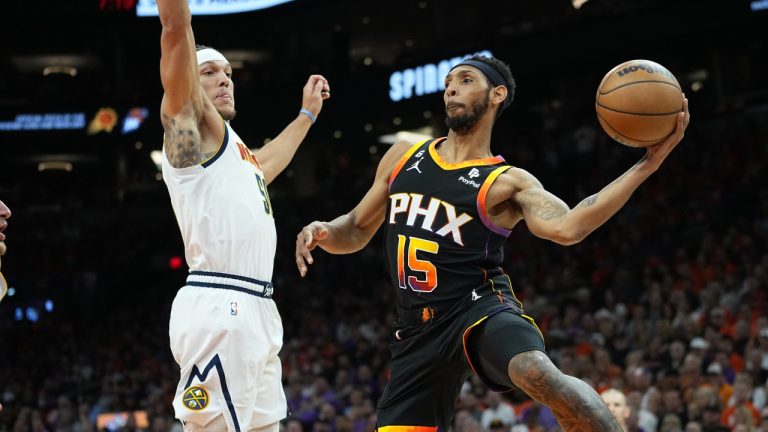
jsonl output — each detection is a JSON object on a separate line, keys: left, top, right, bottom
{"left": 442, "top": 126, "right": 493, "bottom": 163}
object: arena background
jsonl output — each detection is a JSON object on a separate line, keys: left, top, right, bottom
{"left": 1, "top": 0, "right": 767, "bottom": 431}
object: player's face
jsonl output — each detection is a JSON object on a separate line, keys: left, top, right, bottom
{"left": 199, "top": 60, "right": 236, "bottom": 121}
{"left": 0, "top": 200, "right": 11, "bottom": 256}
{"left": 443, "top": 67, "right": 492, "bottom": 133}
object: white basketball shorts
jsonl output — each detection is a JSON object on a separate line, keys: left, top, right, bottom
{"left": 169, "top": 271, "right": 286, "bottom": 432}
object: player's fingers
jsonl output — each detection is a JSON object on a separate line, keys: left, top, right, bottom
{"left": 295, "top": 236, "right": 314, "bottom": 276}
{"left": 295, "top": 253, "right": 310, "bottom": 277}
{"left": 303, "top": 232, "right": 318, "bottom": 265}
{"left": 300, "top": 228, "right": 314, "bottom": 248}
{"left": 313, "top": 79, "right": 325, "bottom": 96}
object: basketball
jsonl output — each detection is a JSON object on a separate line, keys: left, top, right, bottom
{"left": 595, "top": 60, "right": 683, "bottom": 147}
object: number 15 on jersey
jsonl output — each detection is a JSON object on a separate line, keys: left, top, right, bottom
{"left": 397, "top": 235, "right": 439, "bottom": 292}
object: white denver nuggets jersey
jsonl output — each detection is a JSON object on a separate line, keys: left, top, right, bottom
{"left": 162, "top": 121, "right": 276, "bottom": 282}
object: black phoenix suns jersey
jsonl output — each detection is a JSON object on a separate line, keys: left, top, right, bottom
{"left": 385, "top": 137, "right": 516, "bottom": 312}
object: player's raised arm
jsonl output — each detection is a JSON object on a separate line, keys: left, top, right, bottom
{"left": 158, "top": 0, "right": 205, "bottom": 167}
{"left": 158, "top": 0, "right": 202, "bottom": 117}
{"left": 254, "top": 75, "right": 330, "bottom": 185}
{"left": 295, "top": 140, "right": 413, "bottom": 277}
{"left": 506, "top": 98, "right": 689, "bottom": 246}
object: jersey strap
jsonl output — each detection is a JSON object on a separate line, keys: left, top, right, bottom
{"left": 477, "top": 165, "right": 513, "bottom": 237}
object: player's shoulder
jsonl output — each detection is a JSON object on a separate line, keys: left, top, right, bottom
{"left": 374, "top": 139, "right": 424, "bottom": 180}
{"left": 387, "top": 139, "right": 420, "bottom": 158}
{"left": 380, "top": 140, "right": 419, "bottom": 166}
{"left": 496, "top": 166, "right": 542, "bottom": 189}
{"left": 485, "top": 167, "right": 544, "bottom": 205}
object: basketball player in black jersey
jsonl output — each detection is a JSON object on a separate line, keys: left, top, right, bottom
{"left": 295, "top": 55, "right": 689, "bottom": 431}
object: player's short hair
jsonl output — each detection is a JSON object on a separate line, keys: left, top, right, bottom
{"left": 464, "top": 54, "right": 516, "bottom": 117}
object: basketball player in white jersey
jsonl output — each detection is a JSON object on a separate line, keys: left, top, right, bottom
{"left": 0, "top": 199, "right": 11, "bottom": 303}
{"left": 156, "top": 1, "right": 330, "bottom": 431}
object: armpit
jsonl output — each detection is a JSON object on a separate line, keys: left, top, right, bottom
{"left": 162, "top": 113, "right": 204, "bottom": 168}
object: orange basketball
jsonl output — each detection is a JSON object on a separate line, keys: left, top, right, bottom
{"left": 595, "top": 60, "right": 683, "bottom": 147}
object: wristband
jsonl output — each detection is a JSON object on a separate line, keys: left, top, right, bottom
{"left": 299, "top": 108, "right": 316, "bottom": 124}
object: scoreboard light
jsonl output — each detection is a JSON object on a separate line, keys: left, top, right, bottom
{"left": 136, "top": 0, "right": 296, "bottom": 16}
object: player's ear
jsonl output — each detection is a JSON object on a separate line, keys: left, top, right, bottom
{"left": 492, "top": 86, "right": 507, "bottom": 107}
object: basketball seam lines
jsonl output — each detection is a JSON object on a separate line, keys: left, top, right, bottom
{"left": 595, "top": 102, "right": 681, "bottom": 117}
{"left": 596, "top": 111, "right": 664, "bottom": 143}
{"left": 599, "top": 79, "right": 682, "bottom": 95}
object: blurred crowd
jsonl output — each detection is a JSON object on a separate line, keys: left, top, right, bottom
{"left": 1, "top": 97, "right": 767, "bottom": 432}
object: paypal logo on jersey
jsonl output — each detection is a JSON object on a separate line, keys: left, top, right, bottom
{"left": 458, "top": 169, "right": 481, "bottom": 188}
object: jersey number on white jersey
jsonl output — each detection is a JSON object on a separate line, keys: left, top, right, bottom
{"left": 255, "top": 174, "right": 272, "bottom": 215}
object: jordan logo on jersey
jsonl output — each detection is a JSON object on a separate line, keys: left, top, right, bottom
{"left": 389, "top": 193, "right": 473, "bottom": 245}
{"left": 406, "top": 157, "right": 424, "bottom": 174}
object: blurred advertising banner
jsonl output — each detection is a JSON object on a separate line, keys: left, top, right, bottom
{"left": 0, "top": 107, "right": 148, "bottom": 135}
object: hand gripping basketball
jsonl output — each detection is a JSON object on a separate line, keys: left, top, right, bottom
{"left": 596, "top": 60, "right": 683, "bottom": 147}
{"left": 643, "top": 96, "right": 690, "bottom": 170}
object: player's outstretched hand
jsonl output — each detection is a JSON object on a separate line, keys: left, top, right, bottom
{"left": 301, "top": 75, "right": 330, "bottom": 122}
{"left": 645, "top": 95, "right": 690, "bottom": 169}
{"left": 296, "top": 221, "right": 329, "bottom": 277}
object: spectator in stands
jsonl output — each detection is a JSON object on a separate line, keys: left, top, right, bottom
{"left": 601, "top": 388, "right": 631, "bottom": 431}
{"left": 481, "top": 392, "right": 516, "bottom": 431}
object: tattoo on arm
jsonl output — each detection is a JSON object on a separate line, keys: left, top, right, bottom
{"left": 521, "top": 189, "right": 569, "bottom": 221}
{"left": 162, "top": 114, "right": 204, "bottom": 168}
{"left": 513, "top": 170, "right": 569, "bottom": 221}
{"left": 575, "top": 194, "right": 598, "bottom": 209}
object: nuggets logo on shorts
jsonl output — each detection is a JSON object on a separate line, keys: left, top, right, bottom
{"left": 182, "top": 386, "right": 209, "bottom": 410}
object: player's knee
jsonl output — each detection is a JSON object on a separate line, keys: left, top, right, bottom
{"left": 507, "top": 350, "right": 561, "bottom": 389}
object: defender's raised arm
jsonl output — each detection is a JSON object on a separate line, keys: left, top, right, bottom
{"left": 158, "top": 0, "right": 203, "bottom": 119}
